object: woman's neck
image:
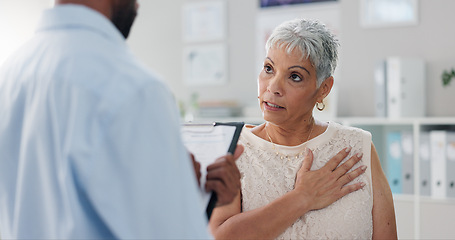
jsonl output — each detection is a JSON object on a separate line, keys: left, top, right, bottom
{"left": 263, "top": 117, "right": 316, "bottom": 146}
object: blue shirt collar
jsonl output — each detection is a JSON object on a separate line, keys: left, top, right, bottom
{"left": 36, "top": 4, "right": 126, "bottom": 46}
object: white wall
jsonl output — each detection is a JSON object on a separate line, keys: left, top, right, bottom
{"left": 129, "top": 0, "right": 455, "bottom": 118}
{"left": 0, "top": 0, "right": 52, "bottom": 65}
{"left": 339, "top": 0, "right": 455, "bottom": 117}
{"left": 1, "top": 0, "right": 454, "bottom": 117}
{"left": 128, "top": 0, "right": 259, "bottom": 114}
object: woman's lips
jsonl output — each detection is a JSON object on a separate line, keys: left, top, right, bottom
{"left": 264, "top": 101, "right": 285, "bottom": 110}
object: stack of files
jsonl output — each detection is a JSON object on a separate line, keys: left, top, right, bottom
{"left": 374, "top": 57, "right": 426, "bottom": 118}
{"left": 386, "top": 130, "right": 455, "bottom": 198}
{"left": 385, "top": 57, "right": 426, "bottom": 118}
{"left": 385, "top": 131, "right": 415, "bottom": 195}
{"left": 419, "top": 132, "right": 432, "bottom": 196}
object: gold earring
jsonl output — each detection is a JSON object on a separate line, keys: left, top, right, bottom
{"left": 316, "top": 101, "right": 325, "bottom": 111}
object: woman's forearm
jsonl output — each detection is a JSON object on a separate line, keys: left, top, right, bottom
{"left": 211, "top": 190, "right": 310, "bottom": 240}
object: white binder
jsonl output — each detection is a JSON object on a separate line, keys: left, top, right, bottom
{"left": 386, "top": 57, "right": 425, "bottom": 118}
{"left": 430, "top": 130, "right": 447, "bottom": 198}
{"left": 374, "top": 61, "right": 387, "bottom": 117}
{"left": 446, "top": 132, "right": 455, "bottom": 198}
{"left": 401, "top": 131, "right": 414, "bottom": 194}
{"left": 419, "top": 132, "right": 432, "bottom": 196}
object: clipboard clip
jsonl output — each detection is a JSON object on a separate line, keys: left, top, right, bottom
{"left": 181, "top": 121, "right": 244, "bottom": 220}
{"left": 181, "top": 122, "right": 217, "bottom": 133}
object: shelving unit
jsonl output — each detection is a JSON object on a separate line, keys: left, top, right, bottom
{"left": 340, "top": 117, "right": 455, "bottom": 239}
{"left": 191, "top": 116, "right": 455, "bottom": 239}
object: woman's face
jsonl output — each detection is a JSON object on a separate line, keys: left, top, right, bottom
{"left": 258, "top": 46, "right": 330, "bottom": 127}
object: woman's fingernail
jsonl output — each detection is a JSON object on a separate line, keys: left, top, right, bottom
{"left": 305, "top": 148, "right": 311, "bottom": 156}
{"left": 361, "top": 165, "right": 367, "bottom": 171}
{"left": 360, "top": 182, "right": 366, "bottom": 187}
{"left": 345, "top": 147, "right": 352, "bottom": 152}
{"left": 356, "top": 152, "right": 363, "bottom": 158}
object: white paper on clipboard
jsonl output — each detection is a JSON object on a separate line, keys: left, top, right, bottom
{"left": 181, "top": 123, "right": 237, "bottom": 206}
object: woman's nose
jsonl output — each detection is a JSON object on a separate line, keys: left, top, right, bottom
{"left": 267, "top": 76, "right": 283, "bottom": 96}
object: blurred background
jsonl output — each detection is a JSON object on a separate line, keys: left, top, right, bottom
{"left": 2, "top": 0, "right": 455, "bottom": 119}
{"left": 1, "top": 0, "right": 455, "bottom": 239}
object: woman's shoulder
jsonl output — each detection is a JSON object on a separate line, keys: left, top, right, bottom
{"left": 239, "top": 124, "right": 264, "bottom": 144}
{"left": 240, "top": 124, "right": 263, "bottom": 141}
{"left": 330, "top": 121, "right": 372, "bottom": 139}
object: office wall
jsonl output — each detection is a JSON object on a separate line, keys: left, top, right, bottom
{"left": 339, "top": 0, "right": 455, "bottom": 117}
{"left": 128, "top": 0, "right": 259, "bottom": 114}
{"left": 1, "top": 0, "right": 454, "bottom": 117}
{"left": 0, "top": 0, "right": 51, "bottom": 65}
{"left": 129, "top": 0, "right": 455, "bottom": 118}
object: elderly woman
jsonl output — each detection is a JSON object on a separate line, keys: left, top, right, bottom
{"left": 209, "top": 19, "right": 397, "bottom": 239}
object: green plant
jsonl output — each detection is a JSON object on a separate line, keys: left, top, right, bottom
{"left": 442, "top": 68, "right": 455, "bottom": 87}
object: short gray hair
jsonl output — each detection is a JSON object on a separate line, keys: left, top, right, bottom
{"left": 265, "top": 18, "right": 339, "bottom": 87}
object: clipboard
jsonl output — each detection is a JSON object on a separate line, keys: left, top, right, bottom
{"left": 181, "top": 122, "right": 244, "bottom": 220}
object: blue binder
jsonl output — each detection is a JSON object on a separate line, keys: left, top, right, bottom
{"left": 386, "top": 131, "right": 403, "bottom": 194}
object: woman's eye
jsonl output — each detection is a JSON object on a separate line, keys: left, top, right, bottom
{"left": 264, "top": 65, "right": 273, "bottom": 73}
{"left": 290, "top": 73, "right": 302, "bottom": 82}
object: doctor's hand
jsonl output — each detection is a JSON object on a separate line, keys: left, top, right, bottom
{"left": 205, "top": 144, "right": 244, "bottom": 207}
{"left": 294, "top": 147, "right": 367, "bottom": 212}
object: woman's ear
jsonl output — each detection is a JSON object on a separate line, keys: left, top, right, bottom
{"left": 318, "top": 76, "right": 334, "bottom": 102}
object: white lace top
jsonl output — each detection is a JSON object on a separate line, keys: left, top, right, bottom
{"left": 237, "top": 121, "right": 373, "bottom": 240}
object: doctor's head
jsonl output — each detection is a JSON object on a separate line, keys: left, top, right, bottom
{"left": 55, "top": 0, "right": 139, "bottom": 39}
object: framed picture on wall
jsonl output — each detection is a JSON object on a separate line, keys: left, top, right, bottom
{"left": 183, "top": 43, "right": 228, "bottom": 86}
{"left": 182, "top": 0, "right": 227, "bottom": 42}
{"left": 260, "top": 0, "right": 337, "bottom": 8}
{"left": 360, "top": 0, "right": 418, "bottom": 28}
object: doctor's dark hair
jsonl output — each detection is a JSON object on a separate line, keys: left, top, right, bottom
{"left": 265, "top": 18, "right": 339, "bottom": 87}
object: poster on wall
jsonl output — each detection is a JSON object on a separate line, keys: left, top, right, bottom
{"left": 183, "top": 43, "right": 228, "bottom": 86}
{"left": 256, "top": 2, "right": 340, "bottom": 119}
{"left": 260, "top": 0, "right": 337, "bottom": 8}
{"left": 360, "top": 0, "right": 418, "bottom": 28}
{"left": 182, "top": 0, "right": 226, "bottom": 42}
